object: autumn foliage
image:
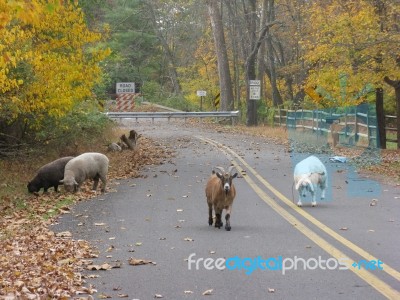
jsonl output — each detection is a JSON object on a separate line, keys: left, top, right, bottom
{"left": 301, "top": 0, "right": 400, "bottom": 107}
{"left": 0, "top": 0, "right": 110, "bottom": 130}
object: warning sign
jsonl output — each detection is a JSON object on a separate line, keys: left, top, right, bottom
{"left": 116, "top": 82, "right": 135, "bottom": 94}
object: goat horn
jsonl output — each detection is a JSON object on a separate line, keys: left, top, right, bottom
{"left": 227, "top": 165, "right": 236, "bottom": 174}
{"left": 214, "top": 166, "right": 225, "bottom": 173}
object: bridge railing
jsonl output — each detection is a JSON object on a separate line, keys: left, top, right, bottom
{"left": 105, "top": 111, "right": 240, "bottom": 125}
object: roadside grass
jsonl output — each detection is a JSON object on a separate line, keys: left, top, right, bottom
{"left": 0, "top": 131, "right": 115, "bottom": 219}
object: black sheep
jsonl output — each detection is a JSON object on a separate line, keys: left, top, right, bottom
{"left": 27, "top": 156, "right": 74, "bottom": 193}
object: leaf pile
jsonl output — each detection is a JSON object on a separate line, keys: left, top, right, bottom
{"left": 0, "top": 135, "right": 172, "bottom": 299}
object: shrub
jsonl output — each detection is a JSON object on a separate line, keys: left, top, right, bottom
{"left": 33, "top": 100, "right": 114, "bottom": 155}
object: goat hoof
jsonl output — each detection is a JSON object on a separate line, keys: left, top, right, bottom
{"left": 215, "top": 222, "right": 223, "bottom": 228}
{"left": 225, "top": 225, "right": 231, "bottom": 231}
{"left": 311, "top": 202, "right": 317, "bottom": 207}
{"left": 297, "top": 202, "right": 302, "bottom": 207}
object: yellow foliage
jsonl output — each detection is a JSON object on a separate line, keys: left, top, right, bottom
{"left": 178, "top": 32, "right": 220, "bottom": 110}
{"left": 0, "top": 0, "right": 110, "bottom": 125}
{"left": 301, "top": 0, "right": 400, "bottom": 107}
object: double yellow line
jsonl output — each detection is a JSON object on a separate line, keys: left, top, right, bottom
{"left": 198, "top": 136, "right": 400, "bottom": 299}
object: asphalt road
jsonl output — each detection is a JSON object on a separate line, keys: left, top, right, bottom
{"left": 53, "top": 120, "right": 400, "bottom": 300}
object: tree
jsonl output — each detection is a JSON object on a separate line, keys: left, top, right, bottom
{"left": 263, "top": 0, "right": 282, "bottom": 107}
{"left": 300, "top": 0, "right": 400, "bottom": 108}
{"left": 0, "top": 1, "right": 110, "bottom": 141}
{"left": 206, "top": 0, "right": 234, "bottom": 111}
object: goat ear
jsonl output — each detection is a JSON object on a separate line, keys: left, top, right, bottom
{"left": 232, "top": 172, "right": 238, "bottom": 179}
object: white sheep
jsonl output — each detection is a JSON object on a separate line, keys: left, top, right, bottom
{"left": 205, "top": 166, "right": 238, "bottom": 231}
{"left": 60, "top": 152, "right": 109, "bottom": 193}
{"left": 294, "top": 155, "right": 327, "bottom": 207}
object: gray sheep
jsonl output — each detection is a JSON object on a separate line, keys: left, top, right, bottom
{"left": 27, "top": 156, "right": 74, "bottom": 193}
{"left": 205, "top": 166, "right": 238, "bottom": 231}
{"left": 60, "top": 152, "right": 109, "bottom": 193}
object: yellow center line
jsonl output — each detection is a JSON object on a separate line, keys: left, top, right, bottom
{"left": 197, "top": 136, "right": 400, "bottom": 299}
{"left": 206, "top": 137, "right": 400, "bottom": 283}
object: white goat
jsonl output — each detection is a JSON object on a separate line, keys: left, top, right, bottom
{"left": 294, "top": 155, "right": 327, "bottom": 207}
{"left": 205, "top": 166, "right": 238, "bottom": 231}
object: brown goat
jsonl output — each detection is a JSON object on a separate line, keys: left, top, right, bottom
{"left": 205, "top": 166, "right": 238, "bottom": 231}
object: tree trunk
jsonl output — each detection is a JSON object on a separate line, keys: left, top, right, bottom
{"left": 265, "top": 0, "right": 282, "bottom": 107}
{"left": 257, "top": 0, "right": 268, "bottom": 100}
{"left": 146, "top": 1, "right": 181, "bottom": 94}
{"left": 120, "top": 129, "right": 140, "bottom": 150}
{"left": 375, "top": 88, "right": 386, "bottom": 149}
{"left": 207, "top": 0, "right": 234, "bottom": 111}
{"left": 225, "top": 1, "right": 241, "bottom": 110}
{"left": 384, "top": 76, "right": 400, "bottom": 149}
{"left": 245, "top": 0, "right": 258, "bottom": 126}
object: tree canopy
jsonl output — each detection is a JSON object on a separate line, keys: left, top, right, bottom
{"left": 0, "top": 0, "right": 110, "bottom": 131}
{"left": 1, "top": 0, "right": 399, "bottom": 138}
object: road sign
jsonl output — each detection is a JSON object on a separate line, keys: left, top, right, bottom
{"left": 249, "top": 80, "right": 260, "bottom": 86}
{"left": 197, "top": 90, "right": 207, "bottom": 97}
{"left": 249, "top": 80, "right": 260, "bottom": 100}
{"left": 249, "top": 85, "right": 261, "bottom": 100}
{"left": 116, "top": 82, "right": 135, "bottom": 94}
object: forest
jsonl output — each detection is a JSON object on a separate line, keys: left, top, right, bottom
{"left": 0, "top": 0, "right": 399, "bottom": 147}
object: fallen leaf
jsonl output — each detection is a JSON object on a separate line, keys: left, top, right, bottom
{"left": 184, "top": 290, "right": 193, "bottom": 294}
{"left": 118, "top": 294, "right": 129, "bottom": 298}
{"left": 56, "top": 231, "right": 72, "bottom": 238}
{"left": 202, "top": 289, "right": 213, "bottom": 296}
{"left": 154, "top": 294, "right": 163, "bottom": 298}
{"left": 184, "top": 237, "right": 194, "bottom": 242}
{"left": 268, "top": 288, "right": 275, "bottom": 293}
{"left": 340, "top": 227, "right": 348, "bottom": 231}
{"left": 135, "top": 242, "right": 142, "bottom": 246}
{"left": 177, "top": 209, "right": 184, "bottom": 212}
{"left": 94, "top": 223, "right": 106, "bottom": 226}
{"left": 106, "top": 245, "right": 115, "bottom": 252}
{"left": 370, "top": 199, "right": 378, "bottom": 206}
{"left": 98, "top": 293, "right": 112, "bottom": 299}
{"left": 86, "top": 263, "right": 113, "bottom": 271}
{"left": 128, "top": 258, "right": 155, "bottom": 266}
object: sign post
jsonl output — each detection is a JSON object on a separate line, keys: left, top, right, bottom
{"left": 197, "top": 90, "right": 207, "bottom": 110}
